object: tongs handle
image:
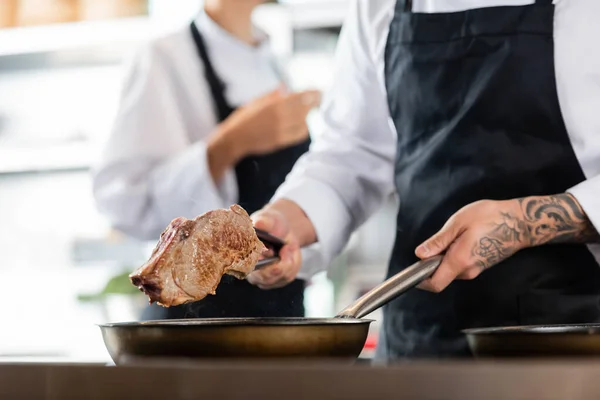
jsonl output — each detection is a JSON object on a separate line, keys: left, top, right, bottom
{"left": 254, "top": 228, "right": 285, "bottom": 269}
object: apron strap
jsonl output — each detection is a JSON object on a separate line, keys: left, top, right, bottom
{"left": 190, "top": 21, "right": 232, "bottom": 122}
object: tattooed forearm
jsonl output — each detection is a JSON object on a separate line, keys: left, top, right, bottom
{"left": 519, "top": 194, "right": 600, "bottom": 245}
{"left": 471, "top": 194, "right": 599, "bottom": 270}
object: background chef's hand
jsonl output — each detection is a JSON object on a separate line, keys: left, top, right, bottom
{"left": 247, "top": 207, "right": 302, "bottom": 290}
{"left": 223, "top": 85, "right": 321, "bottom": 156}
{"left": 414, "top": 199, "right": 528, "bottom": 293}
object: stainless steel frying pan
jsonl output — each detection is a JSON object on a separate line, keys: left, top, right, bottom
{"left": 464, "top": 324, "right": 600, "bottom": 358}
{"left": 99, "top": 256, "right": 443, "bottom": 364}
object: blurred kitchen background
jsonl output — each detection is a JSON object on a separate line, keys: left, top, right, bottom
{"left": 0, "top": 0, "right": 397, "bottom": 361}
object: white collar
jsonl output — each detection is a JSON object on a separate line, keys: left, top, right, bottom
{"left": 193, "top": 8, "right": 271, "bottom": 57}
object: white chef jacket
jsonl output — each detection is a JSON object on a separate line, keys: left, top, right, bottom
{"left": 92, "top": 9, "right": 323, "bottom": 279}
{"left": 273, "top": 0, "right": 600, "bottom": 269}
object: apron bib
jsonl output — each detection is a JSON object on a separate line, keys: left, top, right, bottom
{"left": 379, "top": 0, "right": 600, "bottom": 359}
{"left": 142, "top": 22, "right": 309, "bottom": 319}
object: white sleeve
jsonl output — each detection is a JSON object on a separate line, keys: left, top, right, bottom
{"left": 92, "top": 43, "right": 235, "bottom": 240}
{"left": 558, "top": 0, "right": 600, "bottom": 238}
{"left": 272, "top": 0, "right": 396, "bottom": 268}
{"left": 568, "top": 176, "right": 600, "bottom": 234}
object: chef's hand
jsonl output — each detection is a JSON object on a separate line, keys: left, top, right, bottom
{"left": 414, "top": 194, "right": 599, "bottom": 293}
{"left": 247, "top": 207, "right": 302, "bottom": 290}
{"left": 224, "top": 85, "right": 321, "bottom": 155}
{"left": 207, "top": 86, "right": 320, "bottom": 183}
{"left": 247, "top": 199, "right": 318, "bottom": 290}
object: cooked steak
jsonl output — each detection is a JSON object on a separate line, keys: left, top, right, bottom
{"left": 130, "top": 204, "right": 267, "bottom": 307}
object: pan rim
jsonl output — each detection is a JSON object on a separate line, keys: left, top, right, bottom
{"left": 463, "top": 323, "right": 600, "bottom": 335}
{"left": 98, "top": 317, "right": 374, "bottom": 328}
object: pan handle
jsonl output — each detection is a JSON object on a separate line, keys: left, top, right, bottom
{"left": 336, "top": 255, "right": 443, "bottom": 319}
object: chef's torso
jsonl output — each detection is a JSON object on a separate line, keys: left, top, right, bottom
{"left": 365, "top": 0, "right": 600, "bottom": 200}
{"left": 376, "top": 0, "right": 600, "bottom": 359}
{"left": 93, "top": 9, "right": 281, "bottom": 236}
{"left": 168, "top": 11, "right": 280, "bottom": 135}
{"left": 137, "top": 9, "right": 282, "bottom": 191}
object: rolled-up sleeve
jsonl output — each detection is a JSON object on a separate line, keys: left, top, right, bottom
{"left": 92, "top": 43, "right": 236, "bottom": 240}
{"left": 568, "top": 176, "right": 600, "bottom": 234}
{"left": 272, "top": 0, "right": 397, "bottom": 268}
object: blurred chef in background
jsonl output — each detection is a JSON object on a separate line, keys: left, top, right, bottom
{"left": 92, "top": 0, "right": 322, "bottom": 320}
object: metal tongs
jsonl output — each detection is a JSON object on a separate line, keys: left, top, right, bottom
{"left": 254, "top": 228, "right": 285, "bottom": 269}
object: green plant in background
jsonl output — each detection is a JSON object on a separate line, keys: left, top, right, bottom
{"left": 77, "top": 270, "right": 141, "bottom": 302}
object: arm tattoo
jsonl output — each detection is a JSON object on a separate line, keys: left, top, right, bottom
{"left": 471, "top": 194, "right": 599, "bottom": 270}
{"left": 519, "top": 194, "right": 599, "bottom": 245}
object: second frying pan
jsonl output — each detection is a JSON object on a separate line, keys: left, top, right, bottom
{"left": 465, "top": 324, "right": 600, "bottom": 357}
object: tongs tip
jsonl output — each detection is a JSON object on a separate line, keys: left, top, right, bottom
{"left": 254, "top": 227, "right": 285, "bottom": 270}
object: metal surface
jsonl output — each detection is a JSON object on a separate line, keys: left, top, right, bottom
{"left": 254, "top": 257, "right": 280, "bottom": 269}
{"left": 337, "top": 255, "right": 443, "bottom": 318}
{"left": 254, "top": 228, "right": 285, "bottom": 269}
{"left": 464, "top": 324, "right": 600, "bottom": 357}
{"left": 100, "top": 318, "right": 371, "bottom": 364}
{"left": 254, "top": 228, "right": 285, "bottom": 250}
{"left": 99, "top": 256, "right": 442, "bottom": 364}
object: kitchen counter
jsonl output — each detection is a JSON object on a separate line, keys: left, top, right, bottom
{"left": 2, "top": 358, "right": 600, "bottom": 399}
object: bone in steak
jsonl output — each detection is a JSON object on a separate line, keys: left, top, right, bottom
{"left": 129, "top": 204, "right": 267, "bottom": 307}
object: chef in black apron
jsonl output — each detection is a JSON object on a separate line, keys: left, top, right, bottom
{"left": 93, "top": 1, "right": 320, "bottom": 319}
{"left": 249, "top": 0, "right": 600, "bottom": 359}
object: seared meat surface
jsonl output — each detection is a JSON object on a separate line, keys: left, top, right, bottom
{"left": 130, "top": 204, "right": 267, "bottom": 307}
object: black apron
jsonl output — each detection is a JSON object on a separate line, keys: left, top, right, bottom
{"left": 378, "top": 0, "right": 600, "bottom": 359}
{"left": 142, "top": 22, "right": 310, "bottom": 320}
